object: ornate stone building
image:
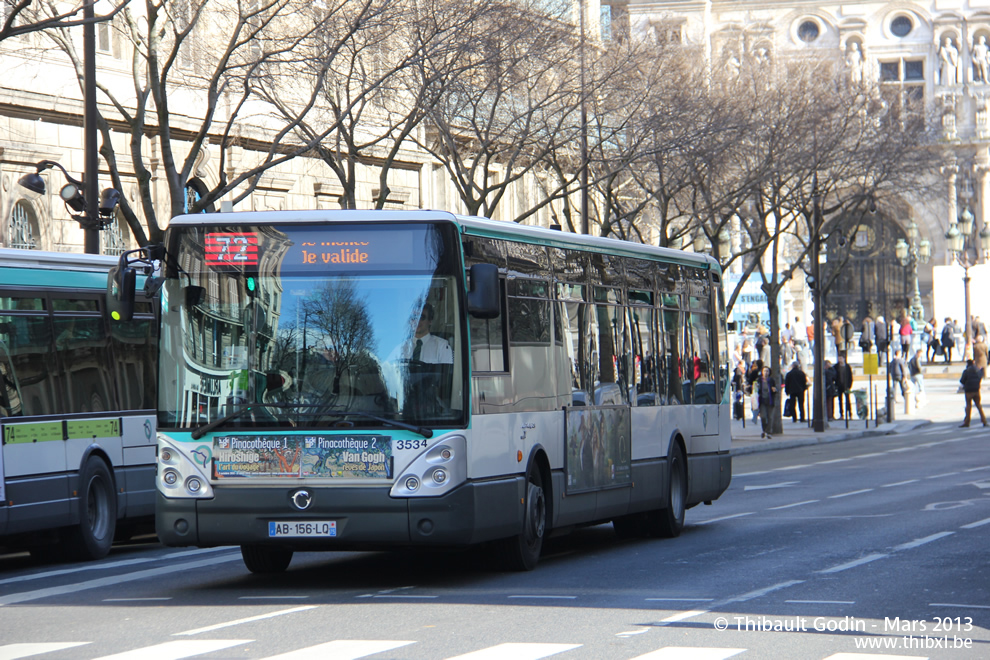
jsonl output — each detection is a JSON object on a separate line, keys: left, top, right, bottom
{"left": 619, "top": 0, "right": 990, "bottom": 333}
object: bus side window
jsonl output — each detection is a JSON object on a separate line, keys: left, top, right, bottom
{"left": 0, "top": 341, "right": 23, "bottom": 417}
{"left": 0, "top": 314, "right": 57, "bottom": 416}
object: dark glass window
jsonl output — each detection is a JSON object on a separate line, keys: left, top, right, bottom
{"left": 798, "top": 21, "right": 819, "bottom": 43}
{"left": 880, "top": 61, "right": 899, "bottom": 82}
{"left": 111, "top": 315, "right": 159, "bottom": 409}
{"left": 904, "top": 60, "right": 924, "bottom": 81}
{"left": 891, "top": 16, "right": 912, "bottom": 38}
{"left": 0, "top": 314, "right": 57, "bottom": 416}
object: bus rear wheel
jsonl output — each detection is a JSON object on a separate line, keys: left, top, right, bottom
{"left": 241, "top": 545, "right": 294, "bottom": 573}
{"left": 501, "top": 464, "right": 546, "bottom": 571}
{"left": 65, "top": 457, "right": 117, "bottom": 560}
{"left": 654, "top": 443, "right": 686, "bottom": 538}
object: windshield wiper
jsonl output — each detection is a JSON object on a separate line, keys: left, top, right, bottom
{"left": 190, "top": 402, "right": 297, "bottom": 440}
{"left": 190, "top": 402, "right": 433, "bottom": 440}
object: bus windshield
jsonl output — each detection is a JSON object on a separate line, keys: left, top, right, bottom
{"left": 157, "top": 222, "right": 467, "bottom": 431}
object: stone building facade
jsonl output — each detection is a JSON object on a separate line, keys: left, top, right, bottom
{"left": 620, "top": 0, "right": 990, "bottom": 333}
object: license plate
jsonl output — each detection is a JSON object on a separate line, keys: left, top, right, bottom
{"left": 268, "top": 521, "right": 337, "bottom": 537}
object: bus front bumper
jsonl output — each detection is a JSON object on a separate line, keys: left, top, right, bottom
{"left": 156, "top": 477, "right": 524, "bottom": 550}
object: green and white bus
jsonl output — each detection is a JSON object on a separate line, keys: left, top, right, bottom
{"left": 0, "top": 249, "right": 158, "bottom": 560}
{"left": 112, "top": 210, "right": 730, "bottom": 572}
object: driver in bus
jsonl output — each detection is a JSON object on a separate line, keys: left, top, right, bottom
{"left": 392, "top": 303, "right": 453, "bottom": 364}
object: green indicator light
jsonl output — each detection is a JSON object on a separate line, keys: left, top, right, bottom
{"left": 247, "top": 277, "right": 256, "bottom": 292}
{"left": 111, "top": 311, "right": 121, "bottom": 321}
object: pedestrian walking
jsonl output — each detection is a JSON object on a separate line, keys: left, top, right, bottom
{"left": 859, "top": 316, "right": 875, "bottom": 354}
{"left": 746, "top": 359, "right": 763, "bottom": 423}
{"left": 835, "top": 354, "right": 854, "bottom": 420}
{"left": 757, "top": 366, "right": 778, "bottom": 439}
{"left": 889, "top": 350, "right": 908, "bottom": 400}
{"left": 876, "top": 315, "right": 889, "bottom": 366}
{"left": 908, "top": 349, "right": 925, "bottom": 399}
{"left": 975, "top": 335, "right": 988, "bottom": 373}
{"left": 941, "top": 318, "right": 955, "bottom": 364}
{"left": 959, "top": 359, "right": 988, "bottom": 427}
{"left": 784, "top": 361, "right": 808, "bottom": 423}
{"left": 926, "top": 317, "right": 940, "bottom": 363}
{"left": 899, "top": 314, "right": 913, "bottom": 355}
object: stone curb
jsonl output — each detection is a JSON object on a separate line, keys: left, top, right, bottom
{"left": 729, "top": 420, "right": 934, "bottom": 456}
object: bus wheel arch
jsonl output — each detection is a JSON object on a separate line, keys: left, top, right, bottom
{"left": 500, "top": 447, "right": 550, "bottom": 571}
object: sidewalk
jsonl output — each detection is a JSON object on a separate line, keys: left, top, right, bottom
{"left": 731, "top": 372, "right": 975, "bottom": 455}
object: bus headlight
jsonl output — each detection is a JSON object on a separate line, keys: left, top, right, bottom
{"left": 157, "top": 434, "right": 214, "bottom": 499}
{"left": 390, "top": 434, "right": 466, "bottom": 498}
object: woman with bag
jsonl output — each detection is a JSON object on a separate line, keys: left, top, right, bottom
{"left": 746, "top": 359, "right": 763, "bottom": 423}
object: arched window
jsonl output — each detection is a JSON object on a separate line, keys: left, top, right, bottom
{"left": 184, "top": 179, "right": 213, "bottom": 214}
{"left": 7, "top": 200, "right": 39, "bottom": 250}
{"left": 101, "top": 214, "right": 127, "bottom": 256}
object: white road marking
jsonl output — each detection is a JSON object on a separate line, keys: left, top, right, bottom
{"left": 854, "top": 453, "right": 886, "bottom": 459}
{"left": 615, "top": 629, "right": 650, "bottom": 637}
{"left": 103, "top": 598, "right": 172, "bottom": 602}
{"left": 925, "top": 472, "right": 959, "bottom": 479}
{"left": 507, "top": 595, "right": 576, "bottom": 600}
{"left": 444, "top": 643, "right": 582, "bottom": 660}
{"left": 769, "top": 500, "right": 818, "bottom": 510}
{"left": 645, "top": 598, "right": 715, "bottom": 602}
{"left": 961, "top": 516, "right": 990, "bottom": 529}
{"left": 818, "top": 553, "right": 888, "bottom": 574}
{"left": 0, "top": 643, "right": 90, "bottom": 660}
{"left": 262, "top": 640, "right": 415, "bottom": 660}
{"left": 174, "top": 606, "right": 318, "bottom": 636}
{"left": 785, "top": 600, "right": 855, "bottom": 604}
{"left": 657, "top": 610, "right": 709, "bottom": 624}
{"left": 816, "top": 458, "right": 853, "bottom": 465}
{"left": 239, "top": 596, "right": 310, "bottom": 600}
{"left": 963, "top": 465, "right": 990, "bottom": 472}
{"left": 828, "top": 489, "right": 873, "bottom": 499}
{"left": 882, "top": 479, "right": 919, "bottom": 487}
{"left": 694, "top": 512, "right": 754, "bottom": 525}
{"left": 893, "top": 532, "right": 954, "bottom": 551}
{"left": 0, "top": 554, "right": 242, "bottom": 607}
{"left": 0, "top": 547, "right": 235, "bottom": 587}
{"left": 629, "top": 647, "right": 746, "bottom": 660}
{"left": 721, "top": 580, "right": 804, "bottom": 605}
{"left": 744, "top": 482, "right": 798, "bottom": 491}
{"left": 93, "top": 640, "right": 251, "bottom": 660}
{"left": 930, "top": 602, "right": 990, "bottom": 609}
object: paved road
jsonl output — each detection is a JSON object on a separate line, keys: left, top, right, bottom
{"left": 0, "top": 419, "right": 987, "bottom": 659}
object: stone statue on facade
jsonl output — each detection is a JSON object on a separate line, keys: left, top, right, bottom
{"left": 974, "top": 36, "right": 990, "bottom": 83}
{"left": 846, "top": 42, "right": 863, "bottom": 84}
{"left": 941, "top": 37, "right": 961, "bottom": 85}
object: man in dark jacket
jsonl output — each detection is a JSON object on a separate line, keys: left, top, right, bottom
{"left": 835, "top": 355, "right": 854, "bottom": 420}
{"left": 959, "top": 359, "right": 987, "bottom": 427}
{"left": 784, "top": 361, "right": 808, "bottom": 422}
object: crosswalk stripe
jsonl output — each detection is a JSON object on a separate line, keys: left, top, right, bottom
{"left": 0, "top": 643, "right": 90, "bottom": 660}
{"left": 445, "top": 643, "right": 582, "bottom": 660}
{"left": 91, "top": 639, "right": 252, "bottom": 660}
{"left": 629, "top": 648, "right": 746, "bottom": 660}
{"left": 262, "top": 640, "right": 415, "bottom": 660}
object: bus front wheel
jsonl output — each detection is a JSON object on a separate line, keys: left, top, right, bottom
{"left": 241, "top": 545, "right": 293, "bottom": 573}
{"left": 66, "top": 456, "right": 117, "bottom": 560}
{"left": 501, "top": 464, "right": 546, "bottom": 571}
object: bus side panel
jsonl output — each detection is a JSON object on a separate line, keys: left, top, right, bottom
{"left": 2, "top": 474, "right": 71, "bottom": 534}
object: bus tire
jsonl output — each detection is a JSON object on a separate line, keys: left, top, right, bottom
{"left": 655, "top": 443, "right": 687, "bottom": 538}
{"left": 241, "top": 545, "right": 293, "bottom": 573}
{"left": 65, "top": 456, "right": 117, "bottom": 560}
{"left": 501, "top": 464, "right": 546, "bottom": 571}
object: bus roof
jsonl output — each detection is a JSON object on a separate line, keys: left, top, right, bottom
{"left": 0, "top": 248, "right": 119, "bottom": 271}
{"left": 167, "top": 209, "right": 721, "bottom": 274}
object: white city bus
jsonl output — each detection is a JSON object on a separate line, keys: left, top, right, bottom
{"left": 111, "top": 210, "right": 730, "bottom": 572}
{"left": 0, "top": 249, "right": 158, "bottom": 560}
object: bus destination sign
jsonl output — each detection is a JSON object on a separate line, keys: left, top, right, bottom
{"left": 212, "top": 434, "right": 393, "bottom": 479}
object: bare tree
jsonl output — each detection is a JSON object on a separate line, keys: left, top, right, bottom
{"left": 45, "top": 0, "right": 393, "bottom": 244}
{"left": 1, "top": 0, "right": 126, "bottom": 43}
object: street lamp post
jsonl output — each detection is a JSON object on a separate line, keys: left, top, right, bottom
{"left": 894, "top": 219, "right": 932, "bottom": 323}
{"left": 945, "top": 208, "right": 990, "bottom": 349}
{"left": 810, "top": 189, "right": 827, "bottom": 432}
